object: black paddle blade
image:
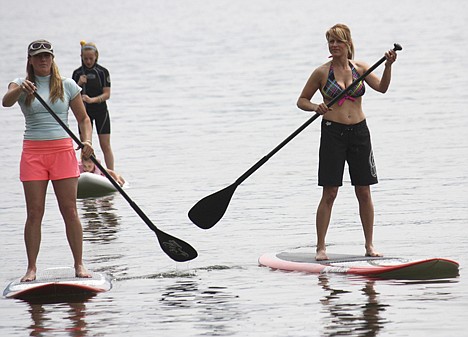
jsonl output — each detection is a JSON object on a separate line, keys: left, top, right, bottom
{"left": 188, "top": 184, "right": 237, "bottom": 229}
{"left": 155, "top": 228, "right": 198, "bottom": 262}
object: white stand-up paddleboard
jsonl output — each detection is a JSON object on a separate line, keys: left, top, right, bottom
{"left": 77, "top": 172, "right": 125, "bottom": 198}
{"left": 3, "top": 267, "right": 112, "bottom": 302}
{"left": 259, "top": 252, "right": 459, "bottom": 280}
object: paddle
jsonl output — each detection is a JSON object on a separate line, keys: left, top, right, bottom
{"left": 189, "top": 43, "right": 403, "bottom": 229}
{"left": 33, "top": 92, "right": 198, "bottom": 262}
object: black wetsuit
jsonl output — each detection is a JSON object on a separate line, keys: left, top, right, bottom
{"left": 72, "top": 63, "right": 111, "bottom": 134}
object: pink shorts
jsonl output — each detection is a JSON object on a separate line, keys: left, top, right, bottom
{"left": 20, "top": 139, "right": 80, "bottom": 182}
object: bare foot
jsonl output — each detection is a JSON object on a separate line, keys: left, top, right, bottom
{"left": 365, "top": 246, "right": 383, "bottom": 257}
{"left": 316, "top": 249, "right": 329, "bottom": 261}
{"left": 21, "top": 268, "right": 37, "bottom": 282}
{"left": 75, "top": 265, "right": 92, "bottom": 278}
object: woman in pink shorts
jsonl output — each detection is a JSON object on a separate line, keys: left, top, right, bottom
{"left": 2, "top": 40, "right": 95, "bottom": 282}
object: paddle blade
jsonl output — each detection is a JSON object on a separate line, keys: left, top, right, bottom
{"left": 155, "top": 229, "right": 198, "bottom": 262}
{"left": 188, "top": 184, "right": 237, "bottom": 229}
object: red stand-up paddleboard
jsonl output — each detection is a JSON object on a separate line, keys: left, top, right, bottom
{"left": 259, "top": 252, "right": 459, "bottom": 280}
{"left": 3, "top": 267, "right": 112, "bottom": 303}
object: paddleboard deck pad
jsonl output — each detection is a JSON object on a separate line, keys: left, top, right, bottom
{"left": 3, "top": 267, "right": 112, "bottom": 302}
{"left": 78, "top": 172, "right": 126, "bottom": 198}
{"left": 259, "top": 252, "right": 459, "bottom": 280}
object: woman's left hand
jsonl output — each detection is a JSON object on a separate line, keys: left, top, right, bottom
{"left": 385, "top": 49, "right": 397, "bottom": 66}
{"left": 81, "top": 140, "right": 94, "bottom": 159}
{"left": 81, "top": 94, "right": 92, "bottom": 104}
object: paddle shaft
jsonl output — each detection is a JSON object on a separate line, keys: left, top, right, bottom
{"left": 81, "top": 65, "right": 86, "bottom": 95}
{"left": 33, "top": 93, "right": 128, "bottom": 198}
{"left": 235, "top": 43, "right": 402, "bottom": 186}
{"left": 33, "top": 92, "right": 197, "bottom": 261}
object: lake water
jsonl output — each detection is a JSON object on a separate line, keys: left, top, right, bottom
{"left": 1, "top": 0, "right": 467, "bottom": 336}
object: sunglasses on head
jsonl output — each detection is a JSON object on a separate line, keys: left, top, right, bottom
{"left": 29, "top": 42, "right": 53, "bottom": 51}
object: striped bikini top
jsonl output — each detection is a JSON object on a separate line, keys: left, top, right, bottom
{"left": 322, "top": 62, "right": 365, "bottom": 105}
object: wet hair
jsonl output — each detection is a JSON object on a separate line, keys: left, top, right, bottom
{"left": 326, "top": 23, "right": 355, "bottom": 59}
{"left": 25, "top": 53, "right": 64, "bottom": 106}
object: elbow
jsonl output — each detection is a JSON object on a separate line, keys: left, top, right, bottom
{"left": 297, "top": 97, "right": 306, "bottom": 110}
{"left": 377, "top": 86, "right": 389, "bottom": 94}
{"left": 378, "top": 81, "right": 391, "bottom": 94}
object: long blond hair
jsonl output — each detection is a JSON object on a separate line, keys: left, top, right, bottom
{"left": 326, "top": 23, "right": 355, "bottom": 59}
{"left": 25, "top": 58, "right": 64, "bottom": 106}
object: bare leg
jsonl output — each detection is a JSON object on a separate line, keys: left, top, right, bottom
{"left": 21, "top": 181, "right": 48, "bottom": 282}
{"left": 98, "top": 133, "right": 114, "bottom": 170}
{"left": 355, "top": 186, "right": 382, "bottom": 257}
{"left": 315, "top": 186, "right": 339, "bottom": 260}
{"left": 52, "top": 178, "right": 91, "bottom": 278}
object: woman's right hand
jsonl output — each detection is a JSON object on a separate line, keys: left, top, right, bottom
{"left": 78, "top": 75, "right": 87, "bottom": 86}
{"left": 20, "top": 80, "right": 36, "bottom": 96}
{"left": 316, "top": 103, "right": 332, "bottom": 115}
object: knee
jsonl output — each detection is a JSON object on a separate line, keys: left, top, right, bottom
{"left": 98, "top": 138, "right": 112, "bottom": 152}
{"left": 322, "top": 187, "right": 339, "bottom": 205}
{"left": 25, "top": 206, "right": 45, "bottom": 224}
{"left": 101, "top": 143, "right": 112, "bottom": 152}
{"left": 58, "top": 204, "right": 79, "bottom": 220}
{"left": 355, "top": 187, "right": 372, "bottom": 203}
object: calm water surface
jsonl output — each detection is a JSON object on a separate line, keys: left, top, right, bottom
{"left": 1, "top": 0, "right": 467, "bottom": 336}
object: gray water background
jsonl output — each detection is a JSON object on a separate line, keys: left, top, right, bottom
{"left": 1, "top": 0, "right": 467, "bottom": 336}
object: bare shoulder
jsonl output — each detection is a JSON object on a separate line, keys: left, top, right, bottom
{"left": 315, "top": 61, "right": 331, "bottom": 75}
{"left": 299, "top": 61, "right": 332, "bottom": 99}
{"left": 308, "top": 61, "right": 331, "bottom": 83}
{"left": 352, "top": 60, "right": 370, "bottom": 74}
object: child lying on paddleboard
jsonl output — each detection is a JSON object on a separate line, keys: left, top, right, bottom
{"left": 78, "top": 155, "right": 126, "bottom": 187}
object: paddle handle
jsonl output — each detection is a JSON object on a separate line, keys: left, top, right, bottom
{"left": 235, "top": 43, "right": 402, "bottom": 186}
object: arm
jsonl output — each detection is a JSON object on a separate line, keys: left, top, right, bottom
{"left": 2, "top": 83, "right": 22, "bottom": 107}
{"left": 99, "top": 86, "right": 111, "bottom": 102}
{"left": 69, "top": 94, "right": 94, "bottom": 158}
{"left": 297, "top": 66, "right": 332, "bottom": 115}
{"left": 107, "top": 169, "right": 125, "bottom": 186}
{"left": 360, "top": 49, "right": 397, "bottom": 93}
{"left": 82, "top": 86, "right": 110, "bottom": 104}
{"left": 2, "top": 80, "right": 35, "bottom": 107}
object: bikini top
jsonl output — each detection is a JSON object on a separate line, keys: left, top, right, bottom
{"left": 321, "top": 62, "right": 365, "bottom": 105}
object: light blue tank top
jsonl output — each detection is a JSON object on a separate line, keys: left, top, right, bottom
{"left": 12, "top": 75, "right": 81, "bottom": 140}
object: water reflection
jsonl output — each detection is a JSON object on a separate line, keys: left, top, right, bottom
{"left": 79, "top": 196, "right": 121, "bottom": 244}
{"left": 26, "top": 298, "right": 93, "bottom": 337}
{"left": 318, "top": 275, "right": 389, "bottom": 337}
{"left": 160, "top": 279, "right": 242, "bottom": 336}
